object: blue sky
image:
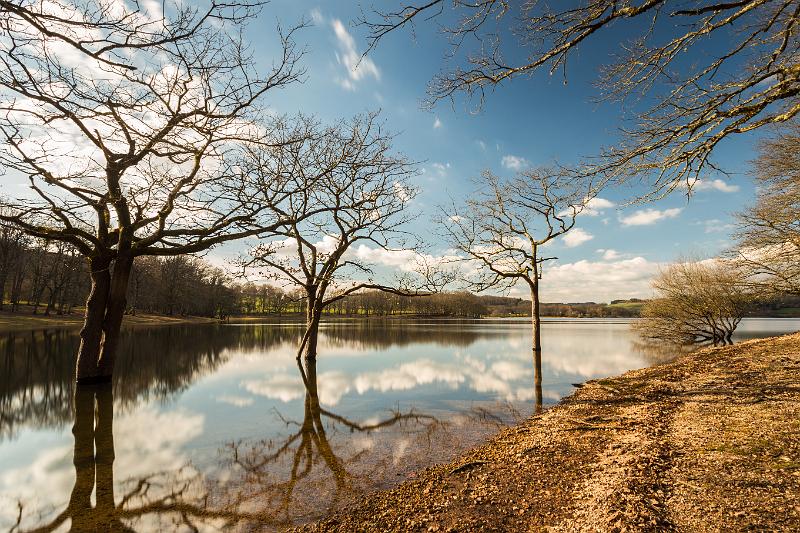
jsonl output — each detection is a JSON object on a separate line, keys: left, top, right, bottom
{"left": 235, "top": 2, "right": 758, "bottom": 302}
{"left": 0, "top": 1, "right": 760, "bottom": 303}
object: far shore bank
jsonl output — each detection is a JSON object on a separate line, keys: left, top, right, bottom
{"left": 295, "top": 333, "right": 800, "bottom": 532}
{"left": 0, "top": 309, "right": 219, "bottom": 332}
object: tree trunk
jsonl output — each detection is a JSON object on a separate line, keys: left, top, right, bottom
{"left": 303, "top": 311, "right": 322, "bottom": 360}
{"left": 97, "top": 254, "right": 134, "bottom": 377}
{"left": 302, "top": 288, "right": 322, "bottom": 360}
{"left": 0, "top": 267, "right": 8, "bottom": 311}
{"left": 76, "top": 257, "right": 112, "bottom": 383}
{"left": 530, "top": 280, "right": 542, "bottom": 390}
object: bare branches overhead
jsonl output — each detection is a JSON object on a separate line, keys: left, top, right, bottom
{"left": 733, "top": 120, "right": 800, "bottom": 294}
{"left": 362, "top": 0, "right": 800, "bottom": 196}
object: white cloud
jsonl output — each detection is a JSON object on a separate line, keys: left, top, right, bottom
{"left": 433, "top": 117, "right": 442, "bottom": 129}
{"left": 619, "top": 207, "right": 682, "bottom": 226}
{"left": 476, "top": 140, "right": 487, "bottom": 151}
{"left": 310, "top": 7, "right": 324, "bottom": 24}
{"left": 695, "top": 218, "right": 736, "bottom": 234}
{"left": 562, "top": 228, "right": 594, "bottom": 248}
{"left": 540, "top": 256, "right": 661, "bottom": 302}
{"left": 430, "top": 162, "right": 450, "bottom": 177}
{"left": 597, "top": 249, "right": 622, "bottom": 261}
{"left": 501, "top": 155, "right": 529, "bottom": 171}
{"left": 330, "top": 18, "right": 380, "bottom": 90}
{"left": 683, "top": 178, "right": 740, "bottom": 193}
{"left": 582, "top": 197, "right": 615, "bottom": 216}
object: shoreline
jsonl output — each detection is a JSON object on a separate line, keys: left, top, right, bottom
{"left": 0, "top": 310, "right": 219, "bottom": 332}
{"left": 295, "top": 333, "right": 800, "bottom": 532}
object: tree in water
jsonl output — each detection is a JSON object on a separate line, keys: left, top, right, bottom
{"left": 223, "top": 356, "right": 439, "bottom": 528}
{"left": 0, "top": 1, "right": 308, "bottom": 382}
{"left": 440, "top": 169, "right": 593, "bottom": 395}
{"left": 12, "top": 382, "right": 258, "bottom": 532}
{"left": 634, "top": 260, "right": 754, "bottom": 345}
{"left": 242, "top": 113, "right": 448, "bottom": 359}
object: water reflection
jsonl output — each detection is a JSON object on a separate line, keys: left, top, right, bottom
{"left": 11, "top": 383, "right": 241, "bottom": 532}
{"left": 1, "top": 318, "right": 797, "bottom": 531}
{"left": 217, "top": 358, "right": 443, "bottom": 529}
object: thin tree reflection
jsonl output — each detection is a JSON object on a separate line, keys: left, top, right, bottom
{"left": 223, "top": 357, "right": 440, "bottom": 529}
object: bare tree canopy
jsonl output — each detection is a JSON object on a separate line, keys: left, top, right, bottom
{"left": 441, "top": 168, "right": 593, "bottom": 395}
{"left": 0, "top": 0, "right": 307, "bottom": 381}
{"left": 734, "top": 121, "right": 800, "bottom": 293}
{"left": 242, "top": 113, "right": 445, "bottom": 359}
{"left": 363, "top": 0, "right": 800, "bottom": 197}
{"left": 634, "top": 260, "right": 754, "bottom": 345}
{"left": 0, "top": 0, "right": 266, "bottom": 70}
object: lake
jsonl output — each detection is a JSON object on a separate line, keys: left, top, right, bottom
{"left": 1, "top": 317, "right": 797, "bottom": 531}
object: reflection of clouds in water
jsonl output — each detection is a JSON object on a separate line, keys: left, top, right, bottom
{"left": 243, "top": 374, "right": 305, "bottom": 402}
{"left": 215, "top": 395, "right": 255, "bottom": 407}
{"left": 0, "top": 443, "right": 73, "bottom": 528}
{"left": 540, "top": 328, "right": 647, "bottom": 378}
{"left": 353, "top": 360, "right": 465, "bottom": 395}
{"left": 317, "top": 371, "right": 352, "bottom": 406}
{"left": 0, "top": 405, "right": 204, "bottom": 530}
{"left": 228, "top": 323, "right": 649, "bottom": 408}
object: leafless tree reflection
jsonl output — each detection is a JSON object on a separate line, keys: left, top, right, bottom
{"left": 219, "top": 357, "right": 442, "bottom": 529}
{"left": 11, "top": 383, "right": 258, "bottom": 533}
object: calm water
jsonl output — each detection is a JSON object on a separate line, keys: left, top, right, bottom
{"left": 0, "top": 318, "right": 797, "bottom": 531}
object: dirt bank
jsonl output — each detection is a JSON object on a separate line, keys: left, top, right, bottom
{"left": 297, "top": 333, "right": 800, "bottom": 532}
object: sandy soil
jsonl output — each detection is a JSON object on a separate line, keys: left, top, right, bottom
{"left": 295, "top": 333, "right": 800, "bottom": 532}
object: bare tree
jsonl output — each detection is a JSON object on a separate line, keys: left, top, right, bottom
{"left": 734, "top": 121, "right": 800, "bottom": 293}
{"left": 362, "top": 1, "right": 800, "bottom": 197}
{"left": 440, "top": 169, "right": 590, "bottom": 389}
{"left": 242, "top": 113, "right": 445, "bottom": 359}
{"left": 634, "top": 260, "right": 754, "bottom": 345}
{"left": 0, "top": 1, "right": 307, "bottom": 382}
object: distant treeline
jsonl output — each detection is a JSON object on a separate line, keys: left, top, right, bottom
{"left": 4, "top": 231, "right": 800, "bottom": 319}
{"left": 479, "top": 296, "right": 646, "bottom": 318}
{"left": 0, "top": 227, "right": 237, "bottom": 317}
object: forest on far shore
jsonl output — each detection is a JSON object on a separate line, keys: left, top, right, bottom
{"left": 3, "top": 232, "right": 800, "bottom": 320}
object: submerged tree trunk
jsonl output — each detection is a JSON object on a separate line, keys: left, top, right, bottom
{"left": 75, "top": 254, "right": 134, "bottom": 383}
{"left": 530, "top": 278, "right": 542, "bottom": 390}
{"left": 76, "top": 257, "right": 112, "bottom": 383}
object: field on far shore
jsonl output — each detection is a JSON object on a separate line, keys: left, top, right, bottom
{"left": 0, "top": 307, "right": 218, "bottom": 331}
